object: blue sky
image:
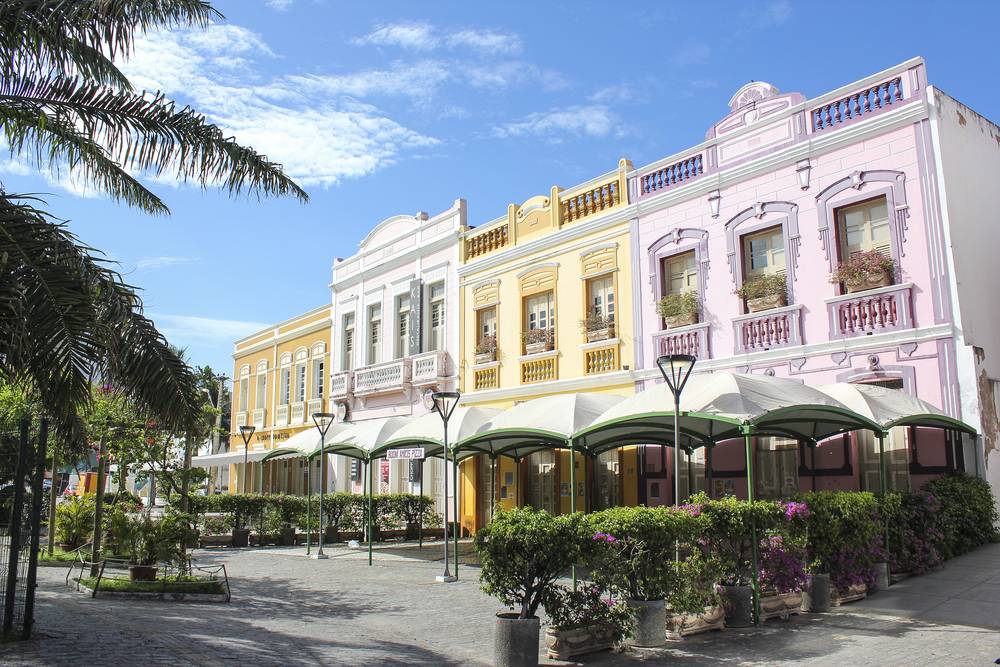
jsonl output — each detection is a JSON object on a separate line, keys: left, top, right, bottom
{"left": 3, "top": 0, "right": 999, "bottom": 376}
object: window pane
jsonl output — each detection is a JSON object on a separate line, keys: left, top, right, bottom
{"left": 239, "top": 378, "right": 248, "bottom": 412}
{"left": 255, "top": 375, "right": 266, "bottom": 410}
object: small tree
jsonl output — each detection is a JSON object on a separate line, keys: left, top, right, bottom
{"left": 474, "top": 507, "right": 581, "bottom": 619}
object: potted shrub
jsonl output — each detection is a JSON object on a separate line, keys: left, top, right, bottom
{"left": 758, "top": 535, "right": 808, "bottom": 621}
{"left": 475, "top": 335, "right": 498, "bottom": 364}
{"left": 474, "top": 507, "right": 580, "bottom": 667}
{"left": 521, "top": 328, "right": 552, "bottom": 355}
{"left": 321, "top": 492, "right": 357, "bottom": 543}
{"left": 544, "top": 584, "right": 634, "bottom": 660}
{"left": 586, "top": 506, "right": 697, "bottom": 647}
{"left": 123, "top": 510, "right": 191, "bottom": 582}
{"left": 388, "top": 493, "right": 433, "bottom": 541}
{"left": 656, "top": 291, "right": 699, "bottom": 329}
{"left": 736, "top": 273, "right": 787, "bottom": 312}
{"left": 55, "top": 495, "right": 95, "bottom": 551}
{"left": 664, "top": 550, "right": 726, "bottom": 639}
{"left": 831, "top": 249, "right": 895, "bottom": 293}
{"left": 579, "top": 310, "right": 614, "bottom": 342}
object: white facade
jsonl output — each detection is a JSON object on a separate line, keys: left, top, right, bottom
{"left": 328, "top": 200, "right": 466, "bottom": 515}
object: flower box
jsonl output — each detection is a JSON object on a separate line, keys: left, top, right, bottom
{"left": 665, "top": 604, "right": 725, "bottom": 639}
{"left": 846, "top": 270, "right": 893, "bottom": 294}
{"left": 545, "top": 623, "right": 616, "bottom": 659}
{"left": 759, "top": 591, "right": 803, "bottom": 622}
{"left": 586, "top": 327, "right": 614, "bottom": 343}
{"left": 747, "top": 292, "right": 787, "bottom": 313}
{"left": 831, "top": 582, "right": 867, "bottom": 606}
{"left": 475, "top": 351, "right": 496, "bottom": 365}
{"left": 664, "top": 312, "right": 698, "bottom": 329}
{"left": 524, "top": 341, "right": 551, "bottom": 355}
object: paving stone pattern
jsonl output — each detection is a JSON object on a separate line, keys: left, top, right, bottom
{"left": 2, "top": 541, "right": 999, "bottom": 666}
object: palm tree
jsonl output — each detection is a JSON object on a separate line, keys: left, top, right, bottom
{"left": 0, "top": 1, "right": 308, "bottom": 449}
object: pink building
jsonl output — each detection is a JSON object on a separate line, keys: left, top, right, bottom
{"left": 627, "top": 58, "right": 1000, "bottom": 507}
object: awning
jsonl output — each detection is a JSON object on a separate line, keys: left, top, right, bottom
{"left": 816, "top": 383, "right": 977, "bottom": 435}
{"left": 259, "top": 423, "right": 353, "bottom": 462}
{"left": 457, "top": 393, "right": 625, "bottom": 460}
{"left": 191, "top": 449, "right": 270, "bottom": 468}
{"left": 574, "top": 372, "right": 883, "bottom": 455}
{"left": 375, "top": 407, "right": 501, "bottom": 460}
{"left": 322, "top": 416, "right": 410, "bottom": 460}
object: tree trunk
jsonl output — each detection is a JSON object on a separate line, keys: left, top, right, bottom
{"left": 180, "top": 431, "right": 193, "bottom": 513}
{"left": 47, "top": 449, "right": 58, "bottom": 556}
{"left": 117, "top": 458, "right": 127, "bottom": 495}
{"left": 90, "top": 435, "right": 107, "bottom": 577}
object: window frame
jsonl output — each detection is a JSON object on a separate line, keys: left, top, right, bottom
{"left": 426, "top": 281, "right": 445, "bottom": 352}
{"left": 367, "top": 303, "right": 382, "bottom": 365}
{"left": 341, "top": 312, "right": 355, "bottom": 371}
{"left": 254, "top": 373, "right": 266, "bottom": 411}
{"left": 395, "top": 292, "right": 411, "bottom": 360}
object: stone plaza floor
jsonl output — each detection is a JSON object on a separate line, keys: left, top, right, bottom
{"left": 2, "top": 540, "right": 999, "bottom": 666}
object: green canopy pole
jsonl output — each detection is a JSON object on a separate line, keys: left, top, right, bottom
{"left": 367, "top": 458, "right": 373, "bottom": 567}
{"left": 583, "top": 452, "right": 590, "bottom": 513}
{"left": 706, "top": 445, "right": 714, "bottom": 498}
{"left": 419, "top": 457, "right": 425, "bottom": 549}
{"left": 569, "top": 442, "right": 577, "bottom": 591}
{"left": 306, "top": 457, "right": 312, "bottom": 556}
{"left": 877, "top": 433, "right": 887, "bottom": 495}
{"left": 489, "top": 454, "right": 497, "bottom": 524}
{"left": 452, "top": 449, "right": 460, "bottom": 576}
{"left": 686, "top": 447, "right": 695, "bottom": 499}
{"left": 744, "top": 427, "right": 761, "bottom": 626}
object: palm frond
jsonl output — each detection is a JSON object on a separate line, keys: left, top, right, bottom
{"left": 1, "top": 75, "right": 309, "bottom": 204}
{"left": 2, "top": 103, "right": 169, "bottom": 214}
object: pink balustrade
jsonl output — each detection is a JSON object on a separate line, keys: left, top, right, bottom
{"left": 827, "top": 284, "right": 913, "bottom": 339}
{"left": 811, "top": 77, "right": 905, "bottom": 131}
{"left": 638, "top": 154, "right": 704, "bottom": 198}
{"left": 652, "top": 323, "right": 710, "bottom": 359}
{"left": 733, "top": 306, "right": 803, "bottom": 354}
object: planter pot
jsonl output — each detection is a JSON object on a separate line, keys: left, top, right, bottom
{"left": 545, "top": 624, "right": 615, "bottom": 660}
{"left": 404, "top": 522, "right": 421, "bottom": 541}
{"left": 831, "top": 582, "right": 867, "bottom": 606}
{"left": 665, "top": 604, "right": 725, "bottom": 639}
{"left": 199, "top": 534, "right": 233, "bottom": 548}
{"left": 324, "top": 526, "right": 341, "bottom": 544}
{"left": 872, "top": 562, "right": 890, "bottom": 592}
{"left": 232, "top": 528, "right": 250, "bottom": 548}
{"left": 586, "top": 327, "right": 613, "bottom": 342}
{"left": 475, "top": 352, "right": 496, "bottom": 365}
{"left": 759, "top": 591, "right": 803, "bottom": 622}
{"left": 278, "top": 527, "right": 296, "bottom": 546}
{"left": 626, "top": 598, "right": 666, "bottom": 647}
{"left": 128, "top": 565, "right": 158, "bottom": 582}
{"left": 802, "top": 573, "right": 831, "bottom": 613}
{"left": 494, "top": 613, "right": 539, "bottom": 667}
{"left": 524, "top": 341, "right": 550, "bottom": 355}
{"left": 664, "top": 312, "right": 698, "bottom": 329}
{"left": 846, "top": 271, "right": 892, "bottom": 293}
{"left": 57, "top": 542, "right": 76, "bottom": 553}
{"left": 720, "top": 585, "right": 754, "bottom": 627}
{"left": 746, "top": 292, "right": 787, "bottom": 313}
{"left": 890, "top": 570, "right": 912, "bottom": 584}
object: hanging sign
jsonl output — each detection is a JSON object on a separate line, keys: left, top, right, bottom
{"left": 387, "top": 448, "right": 425, "bottom": 460}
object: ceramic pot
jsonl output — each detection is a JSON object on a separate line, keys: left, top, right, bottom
{"left": 128, "top": 565, "right": 157, "bottom": 582}
{"left": 720, "top": 585, "right": 754, "bottom": 627}
{"left": 495, "top": 613, "right": 540, "bottom": 667}
{"left": 746, "top": 292, "right": 787, "bottom": 313}
{"left": 664, "top": 312, "right": 698, "bottom": 329}
{"left": 626, "top": 598, "right": 666, "bottom": 647}
{"left": 802, "top": 573, "right": 831, "bottom": 612}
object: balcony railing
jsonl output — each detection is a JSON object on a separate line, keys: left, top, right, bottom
{"left": 465, "top": 223, "right": 509, "bottom": 260}
{"left": 412, "top": 351, "right": 447, "bottom": 386}
{"left": 330, "top": 371, "right": 352, "bottom": 399}
{"left": 826, "top": 283, "right": 914, "bottom": 340}
{"left": 354, "top": 358, "right": 412, "bottom": 396}
{"left": 652, "top": 322, "right": 710, "bottom": 359}
{"left": 306, "top": 398, "right": 323, "bottom": 419}
{"left": 560, "top": 174, "right": 622, "bottom": 223}
{"left": 275, "top": 405, "right": 288, "bottom": 427}
{"left": 235, "top": 411, "right": 247, "bottom": 428}
{"left": 811, "top": 76, "right": 905, "bottom": 132}
{"left": 520, "top": 353, "right": 557, "bottom": 384}
{"left": 584, "top": 344, "right": 619, "bottom": 375}
{"left": 252, "top": 408, "right": 265, "bottom": 429}
{"left": 473, "top": 364, "right": 498, "bottom": 391}
{"left": 733, "top": 305, "right": 803, "bottom": 354}
{"left": 637, "top": 153, "right": 705, "bottom": 199}
{"left": 290, "top": 401, "right": 305, "bottom": 424}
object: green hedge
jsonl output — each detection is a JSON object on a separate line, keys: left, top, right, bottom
{"left": 800, "top": 490, "right": 882, "bottom": 593}
{"left": 921, "top": 474, "right": 999, "bottom": 558}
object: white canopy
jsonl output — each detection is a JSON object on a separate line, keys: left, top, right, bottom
{"left": 574, "top": 372, "right": 884, "bottom": 455}
{"left": 457, "top": 393, "right": 625, "bottom": 460}
{"left": 376, "top": 407, "right": 501, "bottom": 460}
{"left": 320, "top": 416, "right": 410, "bottom": 460}
{"left": 260, "top": 422, "right": 354, "bottom": 462}
{"left": 816, "top": 383, "right": 976, "bottom": 434}
{"left": 191, "top": 448, "right": 270, "bottom": 468}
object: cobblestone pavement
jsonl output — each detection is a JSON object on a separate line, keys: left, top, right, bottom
{"left": 2, "top": 541, "right": 999, "bottom": 666}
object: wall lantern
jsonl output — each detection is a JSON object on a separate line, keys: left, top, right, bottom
{"left": 708, "top": 190, "right": 721, "bottom": 218}
{"left": 796, "top": 159, "right": 812, "bottom": 190}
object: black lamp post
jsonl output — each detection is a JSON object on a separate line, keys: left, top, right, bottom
{"left": 311, "top": 412, "right": 336, "bottom": 559}
{"left": 238, "top": 425, "right": 256, "bottom": 493}
{"left": 655, "top": 355, "right": 696, "bottom": 509}
{"left": 430, "top": 390, "right": 460, "bottom": 583}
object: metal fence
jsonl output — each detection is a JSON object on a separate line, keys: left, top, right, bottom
{"left": 0, "top": 419, "right": 48, "bottom": 640}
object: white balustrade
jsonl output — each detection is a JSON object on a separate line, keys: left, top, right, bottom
{"left": 354, "top": 358, "right": 412, "bottom": 395}
{"left": 411, "top": 351, "right": 447, "bottom": 386}
{"left": 252, "top": 408, "right": 265, "bottom": 429}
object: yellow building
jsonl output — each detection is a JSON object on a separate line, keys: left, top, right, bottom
{"left": 222, "top": 304, "right": 333, "bottom": 494}
{"left": 457, "top": 159, "right": 640, "bottom": 532}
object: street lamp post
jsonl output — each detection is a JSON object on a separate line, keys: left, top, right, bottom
{"left": 656, "top": 354, "right": 696, "bottom": 562}
{"left": 238, "top": 425, "right": 255, "bottom": 546}
{"left": 430, "top": 391, "right": 460, "bottom": 583}
{"left": 311, "top": 412, "right": 336, "bottom": 559}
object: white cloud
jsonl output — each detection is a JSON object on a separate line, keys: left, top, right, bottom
{"left": 265, "top": 0, "right": 294, "bottom": 10}
{"left": 764, "top": 0, "right": 792, "bottom": 25}
{"left": 354, "top": 22, "right": 522, "bottom": 55}
{"left": 670, "top": 43, "right": 711, "bottom": 67}
{"left": 121, "top": 25, "right": 439, "bottom": 187}
{"left": 149, "top": 312, "right": 272, "bottom": 346}
{"left": 135, "top": 256, "right": 201, "bottom": 271}
{"left": 0, "top": 152, "right": 102, "bottom": 199}
{"left": 494, "top": 105, "right": 616, "bottom": 141}
{"left": 288, "top": 60, "right": 453, "bottom": 99}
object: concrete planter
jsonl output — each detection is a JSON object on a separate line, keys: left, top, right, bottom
{"left": 846, "top": 271, "right": 892, "bottom": 293}
{"left": 278, "top": 527, "right": 296, "bottom": 546}
{"left": 720, "top": 585, "right": 754, "bottom": 627}
{"left": 586, "top": 327, "right": 614, "bottom": 342}
{"left": 128, "top": 565, "right": 158, "bottom": 582}
{"left": 231, "top": 528, "right": 250, "bottom": 548}
{"left": 759, "top": 591, "right": 803, "bottom": 622}
{"left": 475, "top": 351, "right": 496, "bottom": 364}
{"left": 325, "top": 526, "right": 341, "bottom": 544}
{"left": 802, "top": 573, "right": 831, "bottom": 612}
{"left": 665, "top": 603, "right": 725, "bottom": 639}
{"left": 545, "top": 623, "right": 615, "bottom": 659}
{"left": 747, "top": 292, "right": 787, "bottom": 313}
{"left": 872, "top": 562, "right": 890, "bottom": 592}
{"left": 626, "top": 598, "right": 666, "bottom": 647}
{"left": 524, "top": 341, "right": 550, "bottom": 355}
{"left": 831, "top": 582, "right": 867, "bottom": 606}
{"left": 664, "top": 312, "right": 698, "bottom": 329}
{"left": 494, "top": 613, "right": 539, "bottom": 667}
{"left": 404, "top": 522, "right": 421, "bottom": 541}
{"left": 199, "top": 534, "right": 233, "bottom": 548}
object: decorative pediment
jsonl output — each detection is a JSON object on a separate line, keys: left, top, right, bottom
{"left": 256, "top": 360, "right": 268, "bottom": 374}
{"left": 580, "top": 244, "right": 618, "bottom": 276}
{"left": 311, "top": 343, "right": 326, "bottom": 357}
{"left": 279, "top": 352, "right": 292, "bottom": 366}
{"left": 472, "top": 279, "right": 501, "bottom": 308}
{"left": 512, "top": 189, "right": 559, "bottom": 239}
{"left": 518, "top": 264, "right": 557, "bottom": 295}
